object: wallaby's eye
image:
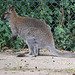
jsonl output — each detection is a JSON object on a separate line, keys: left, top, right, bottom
{"left": 5, "top": 12, "right": 10, "bottom": 14}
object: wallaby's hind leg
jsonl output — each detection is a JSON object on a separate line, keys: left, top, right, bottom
{"left": 17, "top": 39, "right": 39, "bottom": 57}
{"left": 24, "top": 44, "right": 39, "bottom": 57}
{"left": 34, "top": 45, "right": 39, "bottom": 56}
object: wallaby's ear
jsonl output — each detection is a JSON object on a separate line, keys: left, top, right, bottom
{"left": 9, "top": 5, "right": 14, "bottom": 11}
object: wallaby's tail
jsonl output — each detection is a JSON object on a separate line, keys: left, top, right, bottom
{"left": 49, "top": 47, "right": 75, "bottom": 58}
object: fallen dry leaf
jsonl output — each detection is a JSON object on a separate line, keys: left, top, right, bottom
{"left": 62, "top": 62, "right": 66, "bottom": 64}
{"left": 72, "top": 73, "right": 75, "bottom": 75}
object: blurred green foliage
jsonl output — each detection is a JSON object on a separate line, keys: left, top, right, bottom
{"left": 0, "top": 0, "right": 75, "bottom": 51}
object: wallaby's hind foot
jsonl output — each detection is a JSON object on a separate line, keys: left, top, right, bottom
{"left": 17, "top": 53, "right": 36, "bottom": 57}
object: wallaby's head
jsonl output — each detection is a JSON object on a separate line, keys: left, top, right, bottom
{"left": 1, "top": 5, "right": 15, "bottom": 20}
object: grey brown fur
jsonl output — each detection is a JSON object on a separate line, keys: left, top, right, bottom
{"left": 1, "top": 6, "right": 75, "bottom": 57}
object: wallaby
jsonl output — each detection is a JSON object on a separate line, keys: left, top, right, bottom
{"left": 1, "top": 6, "right": 75, "bottom": 57}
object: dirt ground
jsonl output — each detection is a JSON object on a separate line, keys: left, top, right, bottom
{"left": 0, "top": 49, "right": 75, "bottom": 75}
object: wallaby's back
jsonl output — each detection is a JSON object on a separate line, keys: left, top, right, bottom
{"left": 14, "top": 17, "right": 55, "bottom": 49}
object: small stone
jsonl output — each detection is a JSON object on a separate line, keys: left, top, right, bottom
{"left": 24, "top": 60, "right": 26, "bottom": 62}
{"left": 52, "top": 57, "right": 54, "bottom": 59}
{"left": 30, "top": 70, "right": 34, "bottom": 72}
{"left": 35, "top": 66, "right": 37, "bottom": 70}
{"left": 19, "top": 66, "right": 22, "bottom": 69}
{"left": 53, "top": 60, "right": 55, "bottom": 62}
{"left": 20, "top": 59, "right": 23, "bottom": 61}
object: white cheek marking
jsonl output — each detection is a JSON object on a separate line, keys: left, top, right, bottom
{"left": 4, "top": 15, "right": 7, "bottom": 19}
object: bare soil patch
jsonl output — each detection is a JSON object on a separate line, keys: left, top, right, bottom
{"left": 0, "top": 49, "right": 75, "bottom": 75}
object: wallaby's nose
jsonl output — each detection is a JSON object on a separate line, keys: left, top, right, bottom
{"left": 1, "top": 14, "right": 6, "bottom": 20}
{"left": 1, "top": 15, "right": 4, "bottom": 20}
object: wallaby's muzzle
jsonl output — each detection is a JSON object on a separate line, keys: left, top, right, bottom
{"left": 1, "top": 13, "right": 7, "bottom": 20}
{"left": 1, "top": 12, "right": 10, "bottom": 20}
